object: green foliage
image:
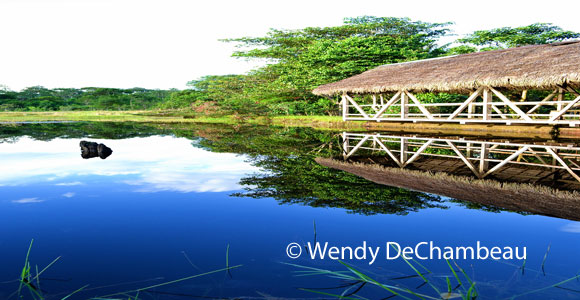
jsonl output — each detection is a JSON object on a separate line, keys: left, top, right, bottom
{"left": 222, "top": 16, "right": 450, "bottom": 108}
{"left": 457, "top": 23, "right": 580, "bottom": 49}
{"left": 0, "top": 86, "right": 172, "bottom": 111}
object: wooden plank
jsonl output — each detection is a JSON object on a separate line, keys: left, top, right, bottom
{"left": 405, "top": 91, "right": 434, "bottom": 120}
{"left": 479, "top": 143, "right": 489, "bottom": 174}
{"left": 345, "top": 94, "right": 370, "bottom": 119}
{"left": 546, "top": 148, "right": 580, "bottom": 182}
{"left": 448, "top": 87, "right": 483, "bottom": 120}
{"left": 371, "top": 95, "right": 379, "bottom": 112}
{"left": 402, "top": 140, "right": 433, "bottom": 167}
{"left": 345, "top": 136, "right": 370, "bottom": 158}
{"left": 446, "top": 141, "right": 481, "bottom": 178}
{"left": 558, "top": 88, "right": 564, "bottom": 111}
{"left": 482, "top": 88, "right": 491, "bottom": 120}
{"left": 526, "top": 89, "right": 557, "bottom": 114}
{"left": 373, "top": 91, "right": 401, "bottom": 119}
{"left": 491, "top": 105, "right": 507, "bottom": 119}
{"left": 549, "top": 95, "right": 580, "bottom": 121}
{"left": 373, "top": 136, "right": 402, "bottom": 167}
{"left": 400, "top": 92, "right": 408, "bottom": 119}
{"left": 341, "top": 95, "right": 347, "bottom": 121}
{"left": 489, "top": 87, "right": 532, "bottom": 121}
{"left": 482, "top": 146, "right": 529, "bottom": 177}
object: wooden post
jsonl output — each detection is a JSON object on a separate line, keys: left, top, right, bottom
{"left": 482, "top": 88, "right": 491, "bottom": 120}
{"left": 342, "top": 132, "right": 348, "bottom": 160}
{"left": 400, "top": 91, "right": 408, "bottom": 119}
{"left": 479, "top": 144, "right": 489, "bottom": 174}
{"left": 468, "top": 102, "right": 475, "bottom": 119}
{"left": 557, "top": 88, "right": 564, "bottom": 111}
{"left": 400, "top": 138, "right": 408, "bottom": 166}
{"left": 341, "top": 94, "right": 347, "bottom": 121}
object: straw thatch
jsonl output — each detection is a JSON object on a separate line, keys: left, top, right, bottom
{"left": 316, "top": 157, "right": 580, "bottom": 221}
{"left": 313, "top": 41, "right": 580, "bottom": 95}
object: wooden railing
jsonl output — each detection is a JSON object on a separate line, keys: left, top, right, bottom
{"left": 342, "top": 132, "right": 580, "bottom": 183}
{"left": 341, "top": 87, "right": 580, "bottom": 126}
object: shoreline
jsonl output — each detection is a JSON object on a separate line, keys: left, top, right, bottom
{"left": 1, "top": 111, "right": 579, "bottom": 139}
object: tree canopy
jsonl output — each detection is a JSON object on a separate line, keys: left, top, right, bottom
{"left": 457, "top": 23, "right": 580, "bottom": 50}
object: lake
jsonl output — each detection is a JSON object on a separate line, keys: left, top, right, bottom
{"left": 1, "top": 122, "right": 580, "bottom": 299}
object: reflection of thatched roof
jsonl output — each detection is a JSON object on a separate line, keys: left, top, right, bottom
{"left": 316, "top": 157, "right": 580, "bottom": 221}
{"left": 313, "top": 41, "right": 580, "bottom": 95}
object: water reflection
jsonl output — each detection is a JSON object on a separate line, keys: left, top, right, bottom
{"left": 0, "top": 135, "right": 258, "bottom": 193}
{"left": 331, "top": 132, "right": 580, "bottom": 220}
{"left": 1, "top": 122, "right": 580, "bottom": 299}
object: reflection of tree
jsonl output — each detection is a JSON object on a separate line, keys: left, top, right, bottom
{"left": 0, "top": 122, "right": 167, "bottom": 142}
{"left": 186, "top": 126, "right": 448, "bottom": 215}
{"left": 233, "top": 155, "right": 446, "bottom": 215}
{"left": 1, "top": 122, "right": 455, "bottom": 215}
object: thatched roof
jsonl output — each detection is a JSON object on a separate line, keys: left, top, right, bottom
{"left": 316, "top": 157, "right": 580, "bottom": 221}
{"left": 313, "top": 41, "right": 580, "bottom": 95}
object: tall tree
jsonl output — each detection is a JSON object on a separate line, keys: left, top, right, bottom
{"left": 222, "top": 17, "right": 451, "bottom": 103}
{"left": 457, "top": 23, "right": 580, "bottom": 50}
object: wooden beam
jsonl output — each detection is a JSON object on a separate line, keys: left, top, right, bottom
{"left": 448, "top": 87, "right": 483, "bottom": 120}
{"left": 446, "top": 141, "right": 481, "bottom": 178}
{"left": 479, "top": 143, "right": 489, "bottom": 174}
{"left": 549, "top": 95, "right": 580, "bottom": 121}
{"left": 400, "top": 91, "right": 408, "bottom": 119}
{"left": 405, "top": 91, "right": 433, "bottom": 120}
{"left": 371, "top": 95, "right": 379, "bottom": 112}
{"left": 345, "top": 136, "right": 370, "bottom": 158}
{"left": 489, "top": 87, "right": 532, "bottom": 121}
{"left": 491, "top": 105, "right": 507, "bottom": 119}
{"left": 482, "top": 146, "right": 529, "bottom": 177}
{"left": 341, "top": 132, "right": 348, "bottom": 159}
{"left": 341, "top": 95, "right": 347, "bottom": 121}
{"left": 345, "top": 94, "right": 370, "bottom": 119}
{"left": 546, "top": 148, "right": 580, "bottom": 182}
{"left": 400, "top": 138, "right": 408, "bottom": 164}
{"left": 373, "top": 91, "right": 401, "bottom": 120}
{"left": 558, "top": 88, "right": 564, "bottom": 111}
{"left": 402, "top": 140, "right": 433, "bottom": 167}
{"left": 482, "top": 88, "right": 491, "bottom": 120}
{"left": 373, "top": 136, "right": 402, "bottom": 167}
{"left": 526, "top": 89, "right": 557, "bottom": 114}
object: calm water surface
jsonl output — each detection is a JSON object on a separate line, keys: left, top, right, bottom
{"left": 1, "top": 122, "right": 579, "bottom": 299}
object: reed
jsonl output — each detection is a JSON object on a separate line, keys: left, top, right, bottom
{"left": 10, "top": 241, "right": 242, "bottom": 300}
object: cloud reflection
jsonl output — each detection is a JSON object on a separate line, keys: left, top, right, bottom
{"left": 0, "top": 136, "right": 259, "bottom": 193}
{"left": 12, "top": 198, "right": 43, "bottom": 204}
{"left": 560, "top": 222, "right": 580, "bottom": 233}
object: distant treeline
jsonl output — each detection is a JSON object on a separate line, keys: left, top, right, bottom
{"left": 1, "top": 17, "right": 579, "bottom": 115}
{"left": 0, "top": 86, "right": 173, "bottom": 111}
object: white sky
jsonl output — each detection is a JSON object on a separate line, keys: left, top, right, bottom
{"left": 1, "top": 0, "right": 579, "bottom": 91}
{"left": 0, "top": 136, "right": 259, "bottom": 194}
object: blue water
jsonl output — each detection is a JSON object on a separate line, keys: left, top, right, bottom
{"left": 1, "top": 123, "right": 580, "bottom": 299}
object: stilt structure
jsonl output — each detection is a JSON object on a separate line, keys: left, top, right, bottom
{"left": 314, "top": 41, "right": 580, "bottom": 126}
{"left": 341, "top": 132, "right": 580, "bottom": 184}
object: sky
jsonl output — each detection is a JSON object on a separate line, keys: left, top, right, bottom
{"left": 0, "top": 136, "right": 259, "bottom": 193}
{"left": 1, "top": 0, "right": 579, "bottom": 91}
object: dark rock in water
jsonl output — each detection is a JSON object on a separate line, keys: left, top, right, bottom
{"left": 97, "top": 143, "right": 113, "bottom": 159}
{"left": 80, "top": 140, "right": 113, "bottom": 159}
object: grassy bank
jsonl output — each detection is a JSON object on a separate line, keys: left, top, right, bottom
{"left": 0, "top": 111, "right": 365, "bottom": 130}
{"left": 2, "top": 110, "right": 579, "bottom": 139}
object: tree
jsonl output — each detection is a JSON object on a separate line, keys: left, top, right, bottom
{"left": 457, "top": 23, "right": 580, "bottom": 50}
{"left": 222, "top": 16, "right": 451, "bottom": 105}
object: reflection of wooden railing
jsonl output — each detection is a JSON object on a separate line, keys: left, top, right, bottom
{"left": 341, "top": 87, "right": 580, "bottom": 126}
{"left": 342, "top": 132, "right": 580, "bottom": 183}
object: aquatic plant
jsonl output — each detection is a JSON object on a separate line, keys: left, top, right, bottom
{"left": 10, "top": 240, "right": 241, "bottom": 300}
